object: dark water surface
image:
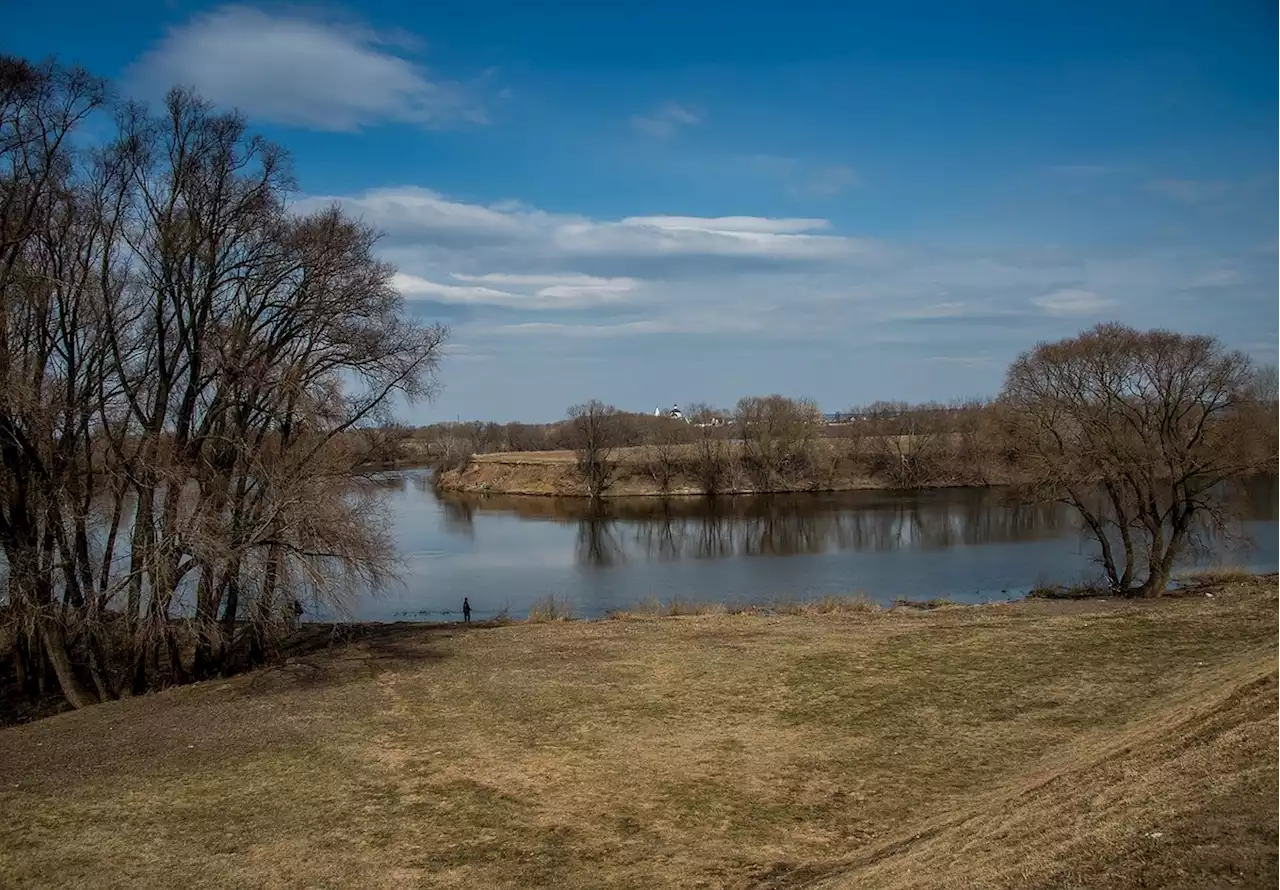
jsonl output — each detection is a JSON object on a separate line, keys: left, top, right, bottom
{"left": 350, "top": 472, "right": 1278, "bottom": 621}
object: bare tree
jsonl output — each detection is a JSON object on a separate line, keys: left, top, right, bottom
{"left": 681, "top": 404, "right": 733, "bottom": 494}
{"left": 734, "top": 395, "right": 821, "bottom": 490}
{"left": 1249, "top": 363, "right": 1278, "bottom": 404}
{"left": 360, "top": 423, "right": 411, "bottom": 467}
{"left": 638, "top": 416, "right": 686, "bottom": 493}
{"left": 1249, "top": 363, "right": 1280, "bottom": 473}
{"left": 869, "top": 406, "right": 943, "bottom": 488}
{"left": 567, "top": 400, "right": 622, "bottom": 498}
{"left": 948, "top": 399, "right": 999, "bottom": 486}
{"left": 1001, "top": 323, "right": 1257, "bottom": 597}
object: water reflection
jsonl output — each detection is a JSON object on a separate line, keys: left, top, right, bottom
{"left": 367, "top": 473, "right": 1276, "bottom": 621}
{"left": 437, "top": 489, "right": 1077, "bottom": 567}
{"left": 439, "top": 497, "right": 477, "bottom": 538}
{"left": 576, "top": 513, "right": 627, "bottom": 568}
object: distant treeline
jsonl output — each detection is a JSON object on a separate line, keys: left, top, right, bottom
{"left": 419, "top": 397, "right": 1018, "bottom": 494}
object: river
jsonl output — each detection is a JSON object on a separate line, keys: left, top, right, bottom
{"left": 350, "top": 472, "right": 1278, "bottom": 621}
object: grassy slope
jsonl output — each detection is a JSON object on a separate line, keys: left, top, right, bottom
{"left": 0, "top": 577, "right": 1275, "bottom": 889}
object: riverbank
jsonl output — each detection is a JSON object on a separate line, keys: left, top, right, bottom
{"left": 1, "top": 573, "right": 1275, "bottom": 889}
{"left": 434, "top": 445, "right": 1021, "bottom": 497}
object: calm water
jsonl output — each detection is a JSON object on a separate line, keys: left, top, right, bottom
{"left": 350, "top": 472, "right": 1278, "bottom": 621}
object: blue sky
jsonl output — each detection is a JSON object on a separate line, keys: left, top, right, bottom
{"left": 7, "top": 1, "right": 1276, "bottom": 423}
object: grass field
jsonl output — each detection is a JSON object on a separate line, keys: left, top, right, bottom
{"left": 1, "top": 575, "right": 1275, "bottom": 889}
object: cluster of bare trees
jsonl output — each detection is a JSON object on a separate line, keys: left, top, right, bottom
{"left": 544, "top": 395, "right": 1008, "bottom": 497}
{"left": 413, "top": 419, "right": 551, "bottom": 472}
{"left": 834, "top": 399, "right": 1007, "bottom": 488}
{"left": 554, "top": 395, "right": 827, "bottom": 497}
{"left": 1, "top": 58, "right": 444, "bottom": 708}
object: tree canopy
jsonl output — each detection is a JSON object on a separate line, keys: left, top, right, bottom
{"left": 1001, "top": 323, "right": 1265, "bottom": 596}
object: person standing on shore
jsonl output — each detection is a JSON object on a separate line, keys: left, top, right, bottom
{"left": 462, "top": 597, "right": 472, "bottom": 623}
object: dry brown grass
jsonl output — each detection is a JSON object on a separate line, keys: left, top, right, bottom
{"left": 526, "top": 595, "right": 575, "bottom": 622}
{"left": 772, "top": 594, "right": 880, "bottom": 615}
{"left": 608, "top": 597, "right": 734, "bottom": 619}
{"left": 1175, "top": 564, "right": 1258, "bottom": 586}
{"left": 0, "top": 575, "right": 1275, "bottom": 889}
{"left": 609, "top": 594, "right": 879, "bottom": 620}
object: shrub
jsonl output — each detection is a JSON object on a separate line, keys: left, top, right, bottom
{"left": 528, "top": 595, "right": 574, "bottom": 622}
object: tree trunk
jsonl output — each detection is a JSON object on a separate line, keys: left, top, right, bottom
{"left": 11, "top": 632, "right": 35, "bottom": 698}
{"left": 36, "top": 616, "right": 98, "bottom": 709}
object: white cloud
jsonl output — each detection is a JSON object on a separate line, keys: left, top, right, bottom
{"left": 631, "top": 102, "right": 700, "bottom": 138}
{"left": 307, "top": 187, "right": 879, "bottom": 265}
{"left": 451, "top": 272, "right": 639, "bottom": 300}
{"left": 619, "top": 216, "right": 830, "bottom": 234}
{"left": 393, "top": 272, "right": 635, "bottom": 308}
{"left": 392, "top": 274, "right": 518, "bottom": 303}
{"left": 453, "top": 272, "right": 629, "bottom": 287}
{"left": 127, "top": 5, "right": 485, "bottom": 131}
{"left": 491, "top": 314, "right": 765, "bottom": 337}
{"left": 493, "top": 321, "right": 672, "bottom": 337}
{"left": 298, "top": 187, "right": 546, "bottom": 243}
{"left": 303, "top": 183, "right": 1266, "bottom": 362}
{"left": 1030, "top": 288, "right": 1113, "bottom": 316}
{"left": 552, "top": 218, "right": 867, "bottom": 261}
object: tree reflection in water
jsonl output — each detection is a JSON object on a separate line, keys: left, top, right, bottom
{"left": 439, "top": 497, "right": 476, "bottom": 538}
{"left": 576, "top": 504, "right": 626, "bottom": 568}
{"left": 435, "top": 489, "right": 1078, "bottom": 567}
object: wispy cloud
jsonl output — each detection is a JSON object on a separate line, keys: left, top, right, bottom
{"left": 1186, "top": 267, "right": 1241, "bottom": 288}
{"left": 926, "top": 355, "right": 999, "bottom": 366}
{"left": 1047, "top": 164, "right": 1117, "bottom": 178}
{"left": 746, "top": 155, "right": 861, "bottom": 198}
{"left": 491, "top": 315, "right": 765, "bottom": 337}
{"left": 630, "top": 102, "right": 700, "bottom": 138}
{"left": 300, "top": 183, "right": 1269, "bottom": 373}
{"left": 791, "top": 164, "right": 860, "bottom": 198}
{"left": 1031, "top": 288, "right": 1113, "bottom": 316}
{"left": 1146, "top": 172, "right": 1274, "bottom": 204}
{"left": 394, "top": 272, "right": 637, "bottom": 308}
{"left": 126, "top": 5, "right": 487, "bottom": 131}
{"left": 1146, "top": 178, "right": 1233, "bottom": 204}
{"left": 302, "top": 187, "right": 881, "bottom": 269}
